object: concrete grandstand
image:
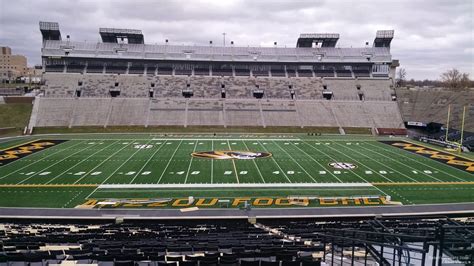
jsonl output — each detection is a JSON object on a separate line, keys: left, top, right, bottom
{"left": 30, "top": 22, "right": 404, "bottom": 134}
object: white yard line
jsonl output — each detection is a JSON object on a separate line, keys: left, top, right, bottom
{"left": 210, "top": 140, "right": 214, "bottom": 184}
{"left": 271, "top": 140, "right": 317, "bottom": 183}
{"left": 242, "top": 140, "right": 266, "bottom": 183}
{"left": 98, "top": 139, "right": 156, "bottom": 185}
{"left": 301, "top": 141, "right": 389, "bottom": 196}
{"left": 128, "top": 140, "right": 168, "bottom": 184}
{"left": 184, "top": 141, "right": 199, "bottom": 184}
{"left": 289, "top": 142, "right": 343, "bottom": 183}
{"left": 316, "top": 141, "right": 394, "bottom": 183}
{"left": 227, "top": 140, "right": 240, "bottom": 183}
{"left": 0, "top": 140, "right": 85, "bottom": 181}
{"left": 95, "top": 187, "right": 377, "bottom": 193}
{"left": 73, "top": 139, "right": 138, "bottom": 184}
{"left": 367, "top": 142, "right": 467, "bottom": 182}
{"left": 156, "top": 140, "right": 184, "bottom": 184}
{"left": 356, "top": 142, "right": 442, "bottom": 182}
{"left": 17, "top": 141, "right": 94, "bottom": 184}
{"left": 45, "top": 140, "right": 120, "bottom": 184}
{"left": 332, "top": 141, "right": 424, "bottom": 183}
{"left": 151, "top": 138, "right": 301, "bottom": 141}
{"left": 257, "top": 140, "right": 292, "bottom": 183}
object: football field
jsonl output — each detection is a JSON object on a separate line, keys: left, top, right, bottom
{"left": 0, "top": 134, "right": 473, "bottom": 209}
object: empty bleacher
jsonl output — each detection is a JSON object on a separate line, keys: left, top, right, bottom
{"left": 0, "top": 219, "right": 326, "bottom": 266}
{"left": 70, "top": 98, "right": 110, "bottom": 126}
{"left": 291, "top": 78, "right": 323, "bottom": 100}
{"left": 148, "top": 98, "right": 187, "bottom": 126}
{"left": 35, "top": 98, "right": 75, "bottom": 127}
{"left": 108, "top": 98, "right": 149, "bottom": 126}
{"left": 187, "top": 99, "right": 224, "bottom": 126}
{"left": 189, "top": 76, "right": 222, "bottom": 98}
{"left": 35, "top": 73, "right": 406, "bottom": 131}
{"left": 225, "top": 100, "right": 263, "bottom": 126}
{"left": 261, "top": 101, "right": 301, "bottom": 127}
{"left": 0, "top": 217, "right": 472, "bottom": 265}
{"left": 358, "top": 79, "right": 392, "bottom": 101}
{"left": 323, "top": 79, "right": 359, "bottom": 100}
{"left": 396, "top": 87, "right": 474, "bottom": 131}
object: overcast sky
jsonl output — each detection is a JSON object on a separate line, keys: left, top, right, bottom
{"left": 0, "top": 0, "right": 472, "bottom": 79}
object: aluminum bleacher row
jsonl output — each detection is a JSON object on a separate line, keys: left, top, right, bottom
{"left": 42, "top": 74, "right": 394, "bottom": 101}
{"left": 1, "top": 217, "right": 472, "bottom": 265}
{"left": 0, "top": 220, "right": 323, "bottom": 266}
{"left": 29, "top": 73, "right": 404, "bottom": 131}
{"left": 30, "top": 98, "right": 403, "bottom": 129}
{"left": 396, "top": 87, "right": 474, "bottom": 132}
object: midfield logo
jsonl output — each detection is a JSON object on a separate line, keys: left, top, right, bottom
{"left": 0, "top": 140, "right": 68, "bottom": 166}
{"left": 192, "top": 151, "right": 272, "bottom": 160}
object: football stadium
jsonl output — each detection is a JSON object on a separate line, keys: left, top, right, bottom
{"left": 0, "top": 12, "right": 473, "bottom": 266}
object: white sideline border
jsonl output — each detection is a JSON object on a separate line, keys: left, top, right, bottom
{"left": 151, "top": 138, "right": 301, "bottom": 141}
{"left": 98, "top": 183, "right": 374, "bottom": 189}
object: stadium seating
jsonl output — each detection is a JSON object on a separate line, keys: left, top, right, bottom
{"left": 35, "top": 72, "right": 405, "bottom": 131}
{"left": 225, "top": 100, "right": 263, "bottom": 126}
{"left": 0, "top": 219, "right": 327, "bottom": 265}
{"left": 0, "top": 217, "right": 472, "bottom": 265}
{"left": 108, "top": 98, "right": 149, "bottom": 126}
{"left": 147, "top": 98, "right": 187, "bottom": 126}
{"left": 396, "top": 87, "right": 474, "bottom": 131}
{"left": 35, "top": 98, "right": 75, "bottom": 126}
{"left": 70, "top": 98, "right": 111, "bottom": 126}
{"left": 261, "top": 101, "right": 301, "bottom": 127}
{"left": 187, "top": 99, "right": 225, "bottom": 126}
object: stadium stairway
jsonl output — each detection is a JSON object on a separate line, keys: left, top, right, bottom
{"left": 27, "top": 97, "right": 41, "bottom": 134}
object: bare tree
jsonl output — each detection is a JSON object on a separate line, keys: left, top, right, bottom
{"left": 460, "top": 73, "right": 470, "bottom": 88}
{"left": 396, "top": 68, "right": 407, "bottom": 87}
{"left": 440, "top": 68, "right": 463, "bottom": 89}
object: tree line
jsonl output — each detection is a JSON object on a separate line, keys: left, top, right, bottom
{"left": 396, "top": 68, "right": 473, "bottom": 89}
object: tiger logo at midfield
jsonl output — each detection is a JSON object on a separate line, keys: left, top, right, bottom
{"left": 192, "top": 151, "right": 272, "bottom": 160}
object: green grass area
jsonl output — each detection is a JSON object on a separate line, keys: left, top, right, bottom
{"left": 0, "top": 134, "right": 472, "bottom": 208}
{"left": 90, "top": 187, "right": 380, "bottom": 198}
{"left": 376, "top": 184, "right": 474, "bottom": 205}
{"left": 0, "top": 187, "right": 96, "bottom": 208}
{"left": 0, "top": 103, "right": 32, "bottom": 136}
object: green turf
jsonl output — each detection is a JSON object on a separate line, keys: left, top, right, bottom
{"left": 0, "top": 187, "right": 96, "bottom": 208}
{"left": 89, "top": 187, "right": 380, "bottom": 198}
{"left": 376, "top": 184, "right": 474, "bottom": 205}
{"left": 0, "top": 134, "right": 472, "bottom": 208}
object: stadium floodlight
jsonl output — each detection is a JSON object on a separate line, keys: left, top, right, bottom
{"left": 297, "top": 33, "right": 339, "bottom": 48}
{"left": 99, "top": 28, "right": 144, "bottom": 44}
{"left": 374, "top": 30, "right": 394, "bottom": 48}
{"left": 39, "top": 21, "right": 61, "bottom": 41}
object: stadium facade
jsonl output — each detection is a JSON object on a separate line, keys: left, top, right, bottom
{"left": 30, "top": 21, "right": 404, "bottom": 133}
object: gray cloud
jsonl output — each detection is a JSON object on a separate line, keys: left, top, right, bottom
{"left": 0, "top": 0, "right": 472, "bottom": 79}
